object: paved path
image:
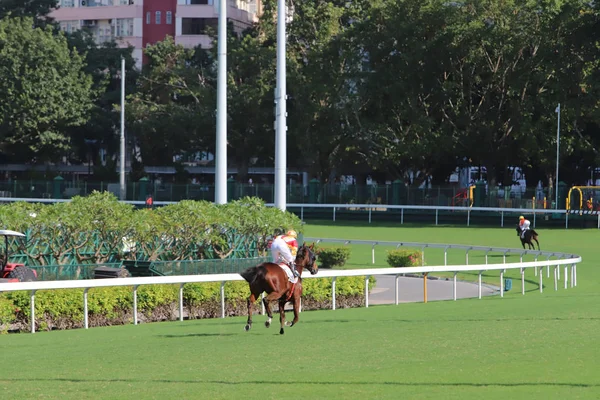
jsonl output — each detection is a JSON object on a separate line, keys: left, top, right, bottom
{"left": 368, "top": 274, "right": 499, "bottom": 304}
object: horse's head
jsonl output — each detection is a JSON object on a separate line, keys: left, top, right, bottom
{"left": 296, "top": 243, "right": 318, "bottom": 275}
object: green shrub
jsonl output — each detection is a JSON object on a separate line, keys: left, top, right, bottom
{"left": 0, "top": 297, "right": 17, "bottom": 333}
{"left": 315, "top": 246, "right": 351, "bottom": 268}
{"left": 386, "top": 249, "right": 423, "bottom": 267}
{"left": 0, "top": 276, "right": 375, "bottom": 332}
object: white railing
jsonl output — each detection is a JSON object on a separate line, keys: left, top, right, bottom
{"left": 289, "top": 203, "right": 583, "bottom": 229}
{"left": 0, "top": 197, "right": 587, "bottom": 228}
{"left": 0, "top": 240, "right": 581, "bottom": 334}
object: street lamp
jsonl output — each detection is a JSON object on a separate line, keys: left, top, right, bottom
{"left": 555, "top": 103, "right": 560, "bottom": 209}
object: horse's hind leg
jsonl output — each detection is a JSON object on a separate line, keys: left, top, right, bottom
{"left": 534, "top": 238, "right": 540, "bottom": 250}
{"left": 263, "top": 292, "right": 280, "bottom": 328}
{"left": 278, "top": 299, "right": 286, "bottom": 335}
{"left": 245, "top": 292, "right": 257, "bottom": 331}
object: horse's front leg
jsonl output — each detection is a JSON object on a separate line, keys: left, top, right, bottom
{"left": 289, "top": 291, "right": 301, "bottom": 327}
{"left": 245, "top": 293, "right": 256, "bottom": 331}
{"left": 278, "top": 299, "right": 287, "bottom": 335}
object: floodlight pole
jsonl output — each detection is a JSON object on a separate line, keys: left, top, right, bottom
{"left": 274, "top": 0, "right": 287, "bottom": 211}
{"left": 555, "top": 103, "right": 560, "bottom": 209}
{"left": 120, "top": 57, "right": 126, "bottom": 201}
{"left": 215, "top": 0, "right": 228, "bottom": 204}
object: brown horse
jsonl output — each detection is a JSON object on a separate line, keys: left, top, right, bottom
{"left": 240, "top": 243, "right": 318, "bottom": 334}
{"left": 516, "top": 226, "right": 540, "bottom": 250}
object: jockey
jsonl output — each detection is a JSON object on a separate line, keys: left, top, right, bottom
{"left": 270, "top": 229, "right": 299, "bottom": 278}
{"left": 518, "top": 215, "right": 530, "bottom": 239}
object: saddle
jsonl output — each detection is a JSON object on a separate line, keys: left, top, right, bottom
{"left": 277, "top": 263, "right": 298, "bottom": 283}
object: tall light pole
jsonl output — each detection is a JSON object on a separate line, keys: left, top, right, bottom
{"left": 274, "top": 0, "right": 287, "bottom": 211}
{"left": 215, "top": 0, "right": 228, "bottom": 204}
{"left": 120, "top": 57, "right": 126, "bottom": 201}
{"left": 555, "top": 103, "right": 560, "bottom": 209}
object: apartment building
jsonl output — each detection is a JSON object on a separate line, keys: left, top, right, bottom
{"left": 50, "top": 0, "right": 261, "bottom": 68}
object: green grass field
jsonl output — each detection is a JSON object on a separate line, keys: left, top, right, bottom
{"left": 1, "top": 222, "right": 599, "bottom": 400}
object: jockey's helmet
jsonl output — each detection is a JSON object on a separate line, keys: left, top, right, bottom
{"left": 286, "top": 230, "right": 298, "bottom": 238}
{"left": 519, "top": 216, "right": 524, "bottom": 220}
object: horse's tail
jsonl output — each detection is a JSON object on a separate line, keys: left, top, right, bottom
{"left": 240, "top": 264, "right": 267, "bottom": 285}
{"left": 531, "top": 229, "right": 539, "bottom": 237}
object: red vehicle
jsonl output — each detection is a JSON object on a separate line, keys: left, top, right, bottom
{"left": 0, "top": 230, "right": 37, "bottom": 283}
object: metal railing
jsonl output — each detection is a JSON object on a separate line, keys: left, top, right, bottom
{"left": 0, "top": 180, "right": 561, "bottom": 209}
{"left": 0, "top": 240, "right": 581, "bottom": 334}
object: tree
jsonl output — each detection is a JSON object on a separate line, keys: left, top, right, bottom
{"left": 0, "top": 0, "right": 57, "bottom": 22}
{"left": 126, "top": 36, "right": 214, "bottom": 166}
{"left": 63, "top": 29, "right": 139, "bottom": 173}
{"left": 0, "top": 17, "right": 94, "bottom": 163}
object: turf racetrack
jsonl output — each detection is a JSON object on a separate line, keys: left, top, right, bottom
{"left": 2, "top": 223, "right": 599, "bottom": 400}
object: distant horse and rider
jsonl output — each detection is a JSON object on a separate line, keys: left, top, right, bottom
{"left": 240, "top": 238, "right": 318, "bottom": 335}
{"left": 516, "top": 215, "right": 540, "bottom": 250}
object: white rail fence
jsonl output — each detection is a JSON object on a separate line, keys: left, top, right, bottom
{"left": 0, "top": 239, "right": 581, "bottom": 334}
{"left": 291, "top": 203, "right": 586, "bottom": 229}
{"left": 0, "top": 197, "right": 591, "bottom": 228}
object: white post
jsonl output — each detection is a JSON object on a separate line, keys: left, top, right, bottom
{"left": 564, "top": 265, "right": 568, "bottom": 289}
{"left": 119, "top": 57, "right": 126, "bottom": 201}
{"left": 179, "top": 283, "right": 184, "bottom": 321}
{"left": 555, "top": 103, "right": 561, "bottom": 209}
{"left": 30, "top": 290, "right": 36, "bottom": 334}
{"left": 554, "top": 266, "right": 558, "bottom": 291}
{"left": 332, "top": 277, "right": 337, "bottom": 310}
{"left": 395, "top": 275, "right": 399, "bottom": 305}
{"left": 220, "top": 281, "right": 226, "bottom": 318}
{"left": 453, "top": 272, "right": 457, "bottom": 301}
{"left": 500, "top": 271, "right": 504, "bottom": 298}
{"left": 84, "top": 288, "right": 89, "bottom": 329}
{"left": 364, "top": 277, "right": 369, "bottom": 308}
{"left": 539, "top": 267, "right": 543, "bottom": 293}
{"left": 478, "top": 272, "right": 482, "bottom": 299}
{"left": 133, "top": 285, "right": 138, "bottom": 325}
{"left": 215, "top": 0, "right": 227, "bottom": 204}
{"left": 274, "top": 0, "right": 287, "bottom": 211}
{"left": 521, "top": 268, "right": 525, "bottom": 295}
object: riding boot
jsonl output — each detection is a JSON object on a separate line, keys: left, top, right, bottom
{"left": 290, "top": 263, "right": 299, "bottom": 278}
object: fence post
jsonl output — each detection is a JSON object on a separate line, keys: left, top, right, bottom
{"left": 30, "top": 290, "right": 36, "bottom": 333}
{"left": 179, "top": 283, "right": 185, "bottom": 322}
{"left": 84, "top": 288, "right": 89, "bottom": 329}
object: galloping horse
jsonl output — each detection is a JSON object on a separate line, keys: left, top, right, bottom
{"left": 240, "top": 243, "right": 318, "bottom": 334}
{"left": 516, "top": 226, "right": 540, "bottom": 250}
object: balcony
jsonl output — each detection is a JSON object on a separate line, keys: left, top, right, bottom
{"left": 50, "top": 4, "right": 143, "bottom": 21}
{"left": 175, "top": 35, "right": 212, "bottom": 49}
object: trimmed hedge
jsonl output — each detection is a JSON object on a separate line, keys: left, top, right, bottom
{"left": 386, "top": 249, "right": 423, "bottom": 267}
{"left": 315, "top": 246, "right": 351, "bottom": 269}
{"left": 0, "top": 277, "right": 376, "bottom": 333}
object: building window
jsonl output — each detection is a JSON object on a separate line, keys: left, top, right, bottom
{"left": 59, "top": 0, "right": 75, "bottom": 7}
{"left": 181, "top": 18, "right": 218, "bottom": 35}
{"left": 189, "top": 0, "right": 211, "bottom": 4}
{"left": 113, "top": 18, "right": 134, "bottom": 37}
{"left": 59, "top": 20, "right": 79, "bottom": 33}
{"left": 146, "top": 12, "right": 151, "bottom": 24}
{"left": 166, "top": 11, "right": 172, "bottom": 25}
{"left": 155, "top": 11, "right": 161, "bottom": 24}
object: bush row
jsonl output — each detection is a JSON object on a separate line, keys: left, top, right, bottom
{"left": 315, "top": 246, "right": 423, "bottom": 269}
{"left": 0, "top": 277, "right": 376, "bottom": 333}
{"left": 0, "top": 192, "right": 302, "bottom": 265}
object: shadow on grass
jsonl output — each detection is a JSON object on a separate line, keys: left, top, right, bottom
{"left": 158, "top": 333, "right": 237, "bottom": 338}
{"left": 3, "top": 377, "right": 597, "bottom": 388}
